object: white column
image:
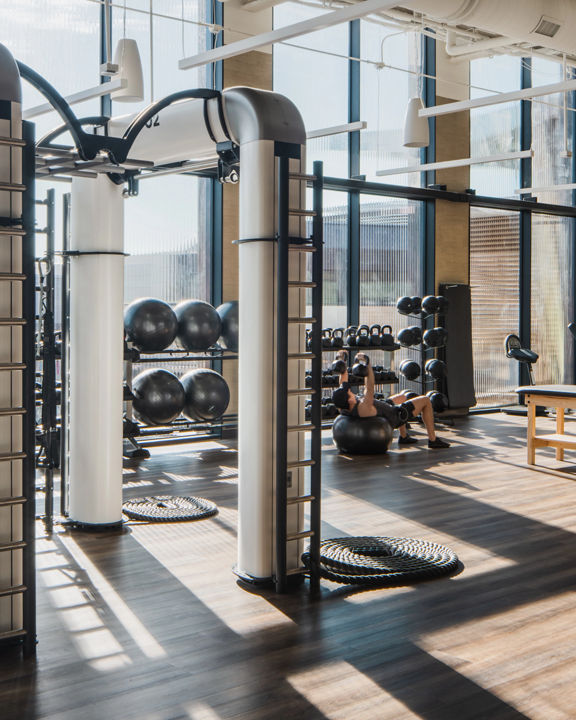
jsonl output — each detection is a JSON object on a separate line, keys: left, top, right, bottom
{"left": 236, "top": 139, "right": 307, "bottom": 580}
{"left": 68, "top": 175, "right": 124, "bottom": 525}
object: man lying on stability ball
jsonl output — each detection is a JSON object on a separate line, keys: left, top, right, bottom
{"left": 331, "top": 351, "right": 450, "bottom": 449}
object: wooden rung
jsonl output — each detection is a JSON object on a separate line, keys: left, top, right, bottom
{"left": 287, "top": 388, "right": 315, "bottom": 396}
{"left": 287, "top": 459, "right": 315, "bottom": 469}
{"left": 288, "top": 353, "right": 315, "bottom": 360}
{"left": 0, "top": 584, "right": 26, "bottom": 598}
{"left": 0, "top": 541, "right": 26, "bottom": 553}
{"left": 0, "top": 182, "right": 26, "bottom": 193}
{"left": 286, "top": 566, "right": 309, "bottom": 576}
{"left": 288, "top": 208, "right": 316, "bottom": 217}
{"left": 286, "top": 530, "right": 314, "bottom": 541}
{"left": 288, "top": 173, "right": 316, "bottom": 182}
{"left": 287, "top": 495, "right": 315, "bottom": 505}
{"left": 0, "top": 273, "right": 26, "bottom": 281}
{"left": 0, "top": 136, "right": 25, "bottom": 148}
{"left": 0, "top": 496, "right": 26, "bottom": 507}
{"left": 288, "top": 317, "right": 316, "bottom": 323}
{"left": 288, "top": 424, "right": 316, "bottom": 432}
{"left": 0, "top": 408, "right": 25, "bottom": 416}
{"left": 0, "top": 318, "right": 26, "bottom": 326}
{"left": 288, "top": 245, "right": 316, "bottom": 252}
{"left": 0, "top": 452, "right": 26, "bottom": 462}
{"left": 0, "top": 363, "right": 26, "bottom": 371}
{"left": 0, "top": 227, "right": 26, "bottom": 237}
{"left": 288, "top": 281, "right": 317, "bottom": 288}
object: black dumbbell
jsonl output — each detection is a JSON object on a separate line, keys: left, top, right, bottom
{"left": 410, "top": 296, "right": 422, "bottom": 314}
{"left": 396, "top": 296, "right": 414, "bottom": 315}
{"left": 425, "top": 358, "right": 447, "bottom": 379}
{"left": 408, "top": 325, "right": 422, "bottom": 345}
{"left": 427, "top": 390, "right": 448, "bottom": 412}
{"left": 399, "top": 359, "right": 420, "bottom": 381}
{"left": 397, "top": 327, "right": 416, "bottom": 347}
{"left": 422, "top": 295, "right": 441, "bottom": 316}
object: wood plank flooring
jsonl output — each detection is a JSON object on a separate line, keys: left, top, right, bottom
{"left": 2, "top": 413, "right": 576, "bottom": 719}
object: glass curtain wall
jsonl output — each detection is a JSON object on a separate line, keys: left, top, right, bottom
{"left": 469, "top": 56, "right": 522, "bottom": 405}
{"left": 529, "top": 60, "right": 574, "bottom": 384}
{"left": 359, "top": 22, "right": 422, "bottom": 184}
{"left": 470, "top": 208, "right": 520, "bottom": 406}
{"left": 119, "top": 1, "right": 212, "bottom": 308}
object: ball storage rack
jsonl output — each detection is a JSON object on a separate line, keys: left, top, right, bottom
{"left": 123, "top": 344, "right": 239, "bottom": 450}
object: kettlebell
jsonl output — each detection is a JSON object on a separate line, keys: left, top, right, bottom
{"left": 369, "top": 324, "right": 382, "bottom": 346}
{"left": 322, "top": 328, "right": 333, "bottom": 348}
{"left": 380, "top": 325, "right": 398, "bottom": 350}
{"left": 345, "top": 326, "right": 358, "bottom": 347}
{"left": 331, "top": 327, "right": 344, "bottom": 348}
{"left": 331, "top": 359, "right": 347, "bottom": 374}
{"left": 356, "top": 325, "right": 370, "bottom": 347}
{"left": 352, "top": 360, "right": 369, "bottom": 377}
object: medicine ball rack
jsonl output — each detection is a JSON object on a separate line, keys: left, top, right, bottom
{"left": 123, "top": 346, "right": 239, "bottom": 450}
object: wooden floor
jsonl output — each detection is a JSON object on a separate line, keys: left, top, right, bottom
{"left": 3, "top": 413, "right": 576, "bottom": 720}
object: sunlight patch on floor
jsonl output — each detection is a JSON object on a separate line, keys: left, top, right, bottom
{"left": 287, "top": 660, "right": 412, "bottom": 720}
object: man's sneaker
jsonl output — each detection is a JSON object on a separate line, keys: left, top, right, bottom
{"left": 398, "top": 435, "right": 418, "bottom": 446}
{"left": 428, "top": 437, "right": 450, "bottom": 449}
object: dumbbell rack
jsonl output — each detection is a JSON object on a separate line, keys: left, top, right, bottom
{"left": 0, "top": 121, "right": 36, "bottom": 655}
{"left": 397, "top": 307, "right": 446, "bottom": 403}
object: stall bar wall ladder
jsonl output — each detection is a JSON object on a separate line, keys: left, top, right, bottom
{"left": 275, "top": 157, "right": 323, "bottom": 594}
{"left": 0, "top": 121, "right": 36, "bottom": 655}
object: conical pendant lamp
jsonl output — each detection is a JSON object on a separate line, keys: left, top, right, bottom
{"left": 112, "top": 38, "right": 144, "bottom": 103}
{"left": 403, "top": 96, "right": 429, "bottom": 148}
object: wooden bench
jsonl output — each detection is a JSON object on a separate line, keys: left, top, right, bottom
{"left": 517, "top": 385, "right": 576, "bottom": 464}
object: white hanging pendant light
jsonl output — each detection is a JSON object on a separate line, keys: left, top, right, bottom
{"left": 112, "top": 38, "right": 144, "bottom": 103}
{"left": 403, "top": 96, "right": 429, "bottom": 148}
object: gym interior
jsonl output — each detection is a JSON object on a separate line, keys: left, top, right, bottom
{"left": 2, "top": 1, "right": 576, "bottom": 718}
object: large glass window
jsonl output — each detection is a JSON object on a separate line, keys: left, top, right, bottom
{"left": 360, "top": 24, "right": 421, "bottom": 184}
{"left": 470, "top": 207, "right": 520, "bottom": 406}
{"left": 531, "top": 214, "right": 574, "bottom": 384}
{"left": 470, "top": 56, "right": 521, "bottom": 197}
{"left": 274, "top": 2, "right": 349, "bottom": 176}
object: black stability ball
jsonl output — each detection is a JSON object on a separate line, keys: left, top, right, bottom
{"left": 181, "top": 368, "right": 230, "bottom": 421}
{"left": 333, "top": 415, "right": 392, "bottom": 454}
{"left": 175, "top": 300, "right": 222, "bottom": 351}
{"left": 124, "top": 297, "right": 178, "bottom": 352}
{"left": 216, "top": 301, "right": 239, "bottom": 352}
{"left": 396, "top": 296, "right": 414, "bottom": 315}
{"left": 132, "top": 369, "right": 185, "bottom": 426}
